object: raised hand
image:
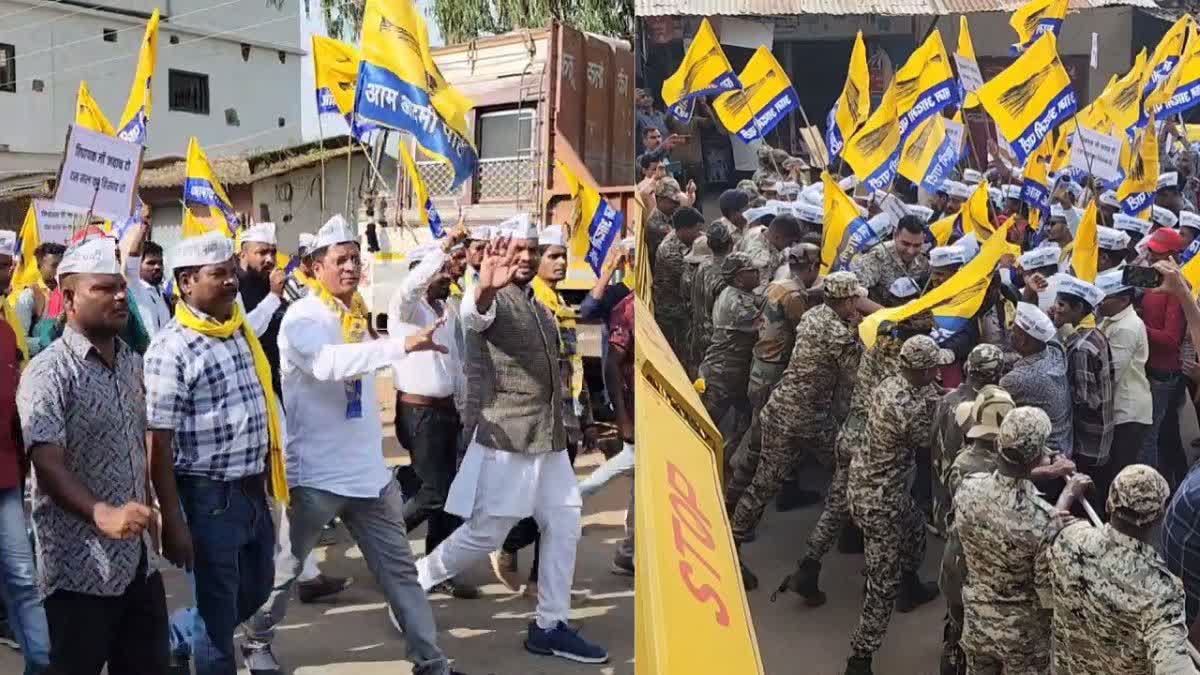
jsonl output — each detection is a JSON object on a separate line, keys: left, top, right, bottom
{"left": 478, "top": 235, "right": 519, "bottom": 291}
{"left": 404, "top": 315, "right": 449, "bottom": 354}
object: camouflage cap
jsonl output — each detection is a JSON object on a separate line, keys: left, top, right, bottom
{"left": 964, "top": 384, "right": 1015, "bottom": 439}
{"left": 737, "top": 179, "right": 760, "bottom": 196}
{"left": 706, "top": 222, "right": 733, "bottom": 251}
{"left": 900, "top": 334, "right": 955, "bottom": 370}
{"left": 655, "top": 178, "right": 683, "bottom": 200}
{"left": 786, "top": 242, "right": 821, "bottom": 266}
{"left": 684, "top": 236, "right": 713, "bottom": 264}
{"left": 771, "top": 148, "right": 791, "bottom": 164}
{"left": 996, "top": 406, "right": 1052, "bottom": 466}
{"left": 721, "top": 251, "right": 756, "bottom": 283}
{"left": 965, "top": 343, "right": 1004, "bottom": 380}
{"left": 822, "top": 270, "right": 867, "bottom": 300}
{"left": 1108, "top": 464, "right": 1170, "bottom": 527}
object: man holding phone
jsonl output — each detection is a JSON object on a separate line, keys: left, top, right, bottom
{"left": 1138, "top": 229, "right": 1188, "bottom": 478}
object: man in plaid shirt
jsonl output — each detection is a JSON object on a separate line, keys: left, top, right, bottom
{"left": 1049, "top": 277, "right": 1116, "bottom": 510}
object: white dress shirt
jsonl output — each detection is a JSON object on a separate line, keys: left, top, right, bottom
{"left": 279, "top": 294, "right": 408, "bottom": 498}
{"left": 387, "top": 248, "right": 462, "bottom": 398}
{"left": 123, "top": 255, "right": 172, "bottom": 337}
{"left": 1098, "top": 304, "right": 1153, "bottom": 426}
{"left": 238, "top": 292, "right": 282, "bottom": 336}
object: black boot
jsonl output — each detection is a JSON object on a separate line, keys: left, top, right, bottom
{"left": 735, "top": 544, "right": 758, "bottom": 591}
{"left": 774, "top": 480, "right": 823, "bottom": 512}
{"left": 844, "top": 654, "right": 873, "bottom": 675}
{"left": 778, "top": 557, "right": 826, "bottom": 607}
{"left": 896, "top": 571, "right": 940, "bottom": 613}
{"left": 837, "top": 522, "right": 864, "bottom": 554}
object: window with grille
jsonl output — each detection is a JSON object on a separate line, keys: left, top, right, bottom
{"left": 168, "top": 69, "right": 209, "bottom": 114}
{"left": 475, "top": 108, "right": 535, "bottom": 200}
{"left": 0, "top": 44, "right": 14, "bottom": 93}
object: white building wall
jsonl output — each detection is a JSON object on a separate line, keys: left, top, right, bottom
{"left": 0, "top": 0, "right": 304, "bottom": 166}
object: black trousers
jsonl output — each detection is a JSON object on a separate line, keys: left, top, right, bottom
{"left": 43, "top": 553, "right": 168, "bottom": 675}
{"left": 395, "top": 398, "right": 464, "bottom": 553}
{"left": 502, "top": 442, "right": 579, "bottom": 582}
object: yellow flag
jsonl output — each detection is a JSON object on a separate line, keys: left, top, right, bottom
{"left": 1182, "top": 249, "right": 1200, "bottom": 297}
{"left": 11, "top": 206, "right": 42, "bottom": 298}
{"left": 958, "top": 16, "right": 982, "bottom": 109}
{"left": 898, "top": 115, "right": 959, "bottom": 195}
{"left": 960, "top": 181, "right": 995, "bottom": 238}
{"left": 661, "top": 18, "right": 740, "bottom": 121}
{"left": 184, "top": 137, "right": 237, "bottom": 236}
{"left": 1117, "top": 126, "right": 1159, "bottom": 218}
{"left": 1071, "top": 200, "right": 1100, "bottom": 282}
{"left": 892, "top": 30, "right": 958, "bottom": 140}
{"left": 557, "top": 159, "right": 625, "bottom": 275}
{"left": 1090, "top": 50, "right": 1147, "bottom": 135}
{"left": 713, "top": 46, "right": 800, "bottom": 143}
{"left": 1021, "top": 133, "right": 1053, "bottom": 214}
{"left": 1155, "top": 21, "right": 1200, "bottom": 120}
{"left": 827, "top": 31, "right": 870, "bottom": 158}
{"left": 977, "top": 33, "right": 1077, "bottom": 167}
{"left": 930, "top": 212, "right": 958, "bottom": 246}
{"left": 843, "top": 82, "right": 901, "bottom": 193}
{"left": 1009, "top": 0, "right": 1067, "bottom": 54}
{"left": 860, "top": 223, "right": 1012, "bottom": 348}
{"left": 312, "top": 34, "right": 363, "bottom": 118}
{"left": 117, "top": 8, "right": 158, "bottom": 144}
{"left": 398, "top": 142, "right": 443, "bottom": 237}
{"left": 75, "top": 81, "right": 115, "bottom": 135}
{"left": 1143, "top": 15, "right": 1193, "bottom": 104}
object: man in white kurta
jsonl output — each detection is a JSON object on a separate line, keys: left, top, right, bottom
{"left": 416, "top": 224, "right": 608, "bottom": 665}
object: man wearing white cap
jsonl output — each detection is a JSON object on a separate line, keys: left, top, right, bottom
{"left": 281, "top": 233, "right": 317, "bottom": 304}
{"left": 17, "top": 236, "right": 167, "bottom": 672}
{"left": 242, "top": 215, "right": 456, "bottom": 674}
{"left": 459, "top": 226, "right": 491, "bottom": 292}
{"left": 235, "top": 223, "right": 287, "bottom": 396}
{"left": 1000, "top": 303, "right": 1073, "bottom": 455}
{"left": 418, "top": 224, "right": 608, "bottom": 664}
{"left": 850, "top": 216, "right": 930, "bottom": 306}
{"left": 1157, "top": 170, "right": 1192, "bottom": 215}
{"left": 1179, "top": 211, "right": 1200, "bottom": 249}
{"left": 0, "top": 229, "right": 49, "bottom": 673}
{"left": 121, "top": 219, "right": 172, "bottom": 337}
{"left": 1097, "top": 225, "right": 1131, "bottom": 272}
{"left": 144, "top": 231, "right": 284, "bottom": 675}
{"left": 1099, "top": 190, "right": 1121, "bottom": 226}
{"left": 1096, "top": 268, "right": 1153, "bottom": 508}
{"left": 928, "top": 245, "right": 966, "bottom": 291}
{"left": 942, "top": 180, "right": 970, "bottom": 214}
{"left": 1050, "top": 277, "right": 1115, "bottom": 501}
{"left": 1018, "top": 243, "right": 1062, "bottom": 313}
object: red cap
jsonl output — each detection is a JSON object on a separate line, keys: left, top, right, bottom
{"left": 1147, "top": 227, "right": 1185, "bottom": 254}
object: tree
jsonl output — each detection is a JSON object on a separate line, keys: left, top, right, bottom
{"left": 313, "top": 0, "right": 631, "bottom": 45}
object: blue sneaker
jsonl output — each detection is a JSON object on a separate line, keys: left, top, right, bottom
{"left": 524, "top": 621, "right": 609, "bottom": 664}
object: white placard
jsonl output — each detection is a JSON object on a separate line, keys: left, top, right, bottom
{"left": 954, "top": 54, "right": 984, "bottom": 93}
{"left": 1090, "top": 33, "right": 1099, "bottom": 69}
{"left": 713, "top": 17, "right": 774, "bottom": 50}
{"left": 32, "top": 199, "right": 88, "bottom": 246}
{"left": 1069, "top": 126, "right": 1123, "bottom": 184}
{"left": 879, "top": 193, "right": 909, "bottom": 224}
{"left": 53, "top": 125, "right": 144, "bottom": 222}
{"left": 944, "top": 118, "right": 965, "bottom": 156}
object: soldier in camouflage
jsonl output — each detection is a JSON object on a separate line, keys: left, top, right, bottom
{"left": 699, "top": 252, "right": 764, "bottom": 473}
{"left": 738, "top": 213, "right": 805, "bottom": 288}
{"left": 751, "top": 146, "right": 791, "bottom": 188}
{"left": 689, "top": 224, "right": 733, "bottom": 378}
{"left": 714, "top": 188, "right": 752, "bottom": 249}
{"left": 776, "top": 310, "right": 935, "bottom": 607}
{"left": 680, "top": 235, "right": 713, "bottom": 376}
{"left": 646, "top": 177, "right": 683, "bottom": 261}
{"left": 954, "top": 407, "right": 1091, "bottom": 675}
{"left": 849, "top": 216, "right": 931, "bottom": 306}
{"left": 844, "top": 335, "right": 948, "bottom": 675}
{"left": 728, "top": 271, "right": 865, "bottom": 590}
{"left": 653, "top": 206, "right": 704, "bottom": 364}
{"left": 1048, "top": 465, "right": 1199, "bottom": 675}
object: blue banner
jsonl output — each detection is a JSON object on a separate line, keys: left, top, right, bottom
{"left": 668, "top": 73, "right": 741, "bottom": 122}
{"left": 833, "top": 216, "right": 885, "bottom": 271}
{"left": 731, "top": 87, "right": 800, "bottom": 142}
{"left": 316, "top": 88, "right": 340, "bottom": 114}
{"left": 1010, "top": 18, "right": 1063, "bottom": 55}
{"left": 897, "top": 79, "right": 960, "bottom": 142}
{"left": 1011, "top": 86, "right": 1078, "bottom": 166}
{"left": 1121, "top": 190, "right": 1153, "bottom": 216}
{"left": 826, "top": 105, "right": 845, "bottom": 160}
{"left": 183, "top": 177, "right": 240, "bottom": 228}
{"left": 583, "top": 200, "right": 624, "bottom": 275}
{"left": 427, "top": 198, "right": 445, "bottom": 239}
{"left": 1156, "top": 77, "right": 1200, "bottom": 120}
{"left": 919, "top": 133, "right": 961, "bottom": 194}
{"left": 117, "top": 109, "right": 148, "bottom": 145}
{"left": 1022, "top": 178, "right": 1051, "bottom": 213}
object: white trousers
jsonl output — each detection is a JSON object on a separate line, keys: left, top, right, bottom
{"left": 579, "top": 442, "right": 635, "bottom": 499}
{"left": 271, "top": 498, "right": 321, "bottom": 582}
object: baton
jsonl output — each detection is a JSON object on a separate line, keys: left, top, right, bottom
{"left": 1064, "top": 472, "right": 1103, "bottom": 528}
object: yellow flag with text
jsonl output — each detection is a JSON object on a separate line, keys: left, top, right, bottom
{"left": 1009, "top": 0, "right": 1067, "bottom": 54}
{"left": 116, "top": 8, "right": 158, "bottom": 144}
{"left": 1155, "top": 21, "right": 1200, "bottom": 120}
{"left": 662, "top": 18, "right": 741, "bottom": 122}
{"left": 977, "top": 33, "right": 1077, "bottom": 167}
{"left": 398, "top": 142, "right": 444, "bottom": 237}
{"left": 713, "top": 46, "right": 800, "bottom": 143}
{"left": 1071, "top": 200, "right": 1100, "bottom": 282}
{"left": 1142, "top": 15, "right": 1193, "bottom": 112}
{"left": 184, "top": 137, "right": 237, "bottom": 236}
{"left": 1021, "top": 133, "right": 1053, "bottom": 215}
{"left": 892, "top": 30, "right": 958, "bottom": 141}
{"left": 827, "top": 31, "right": 870, "bottom": 159}
{"left": 961, "top": 181, "right": 995, "bottom": 238}
{"left": 843, "top": 82, "right": 901, "bottom": 193}
{"left": 958, "top": 16, "right": 982, "bottom": 109}
{"left": 558, "top": 159, "right": 626, "bottom": 276}
{"left": 312, "top": 34, "right": 363, "bottom": 118}
{"left": 75, "top": 81, "right": 115, "bottom": 136}
{"left": 1117, "top": 125, "right": 1158, "bottom": 217}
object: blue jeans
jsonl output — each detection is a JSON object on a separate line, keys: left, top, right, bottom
{"left": 168, "top": 475, "right": 275, "bottom": 675}
{"left": 1145, "top": 372, "right": 1182, "bottom": 471}
{"left": 0, "top": 486, "right": 49, "bottom": 674}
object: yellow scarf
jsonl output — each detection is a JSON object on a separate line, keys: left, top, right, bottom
{"left": 531, "top": 276, "right": 583, "bottom": 398}
{"left": 294, "top": 271, "right": 370, "bottom": 343}
{"left": 174, "top": 301, "right": 289, "bottom": 504}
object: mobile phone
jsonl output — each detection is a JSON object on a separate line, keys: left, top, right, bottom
{"left": 1122, "top": 265, "right": 1162, "bottom": 289}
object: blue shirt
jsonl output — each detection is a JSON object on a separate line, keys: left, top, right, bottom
{"left": 1163, "top": 463, "right": 1200, "bottom": 624}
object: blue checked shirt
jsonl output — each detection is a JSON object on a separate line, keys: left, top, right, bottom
{"left": 1164, "top": 465, "right": 1200, "bottom": 625}
{"left": 143, "top": 310, "right": 270, "bottom": 481}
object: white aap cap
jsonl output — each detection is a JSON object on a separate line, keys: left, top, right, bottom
{"left": 313, "top": 214, "right": 357, "bottom": 250}
{"left": 1158, "top": 171, "right": 1180, "bottom": 191}
{"left": 962, "top": 169, "right": 983, "bottom": 185}
{"left": 173, "top": 230, "right": 235, "bottom": 269}
{"left": 57, "top": 236, "right": 121, "bottom": 280}
{"left": 1179, "top": 211, "right": 1200, "bottom": 232}
{"left": 1096, "top": 226, "right": 1130, "bottom": 251}
{"left": 1152, "top": 205, "right": 1178, "bottom": 229}
{"left": 801, "top": 182, "right": 824, "bottom": 206}
{"left": 956, "top": 233, "right": 981, "bottom": 261}
{"left": 942, "top": 180, "right": 971, "bottom": 200}
{"left": 778, "top": 181, "right": 802, "bottom": 197}
{"left": 1099, "top": 190, "right": 1121, "bottom": 209}
{"left": 1050, "top": 204, "right": 1067, "bottom": 221}
{"left": 868, "top": 212, "right": 896, "bottom": 239}
{"left": 538, "top": 224, "right": 566, "bottom": 247}
{"left": 468, "top": 225, "right": 493, "bottom": 241}
{"left": 1114, "top": 213, "right": 1152, "bottom": 236}
{"left": 1014, "top": 302, "right": 1055, "bottom": 342}
{"left": 797, "top": 203, "right": 824, "bottom": 225}
{"left": 838, "top": 175, "right": 858, "bottom": 191}
{"left": 1019, "top": 243, "right": 1061, "bottom": 270}
{"left": 889, "top": 276, "right": 920, "bottom": 299}
{"left": 0, "top": 231, "right": 16, "bottom": 258}
{"left": 930, "top": 245, "right": 968, "bottom": 269}
{"left": 498, "top": 213, "right": 537, "bottom": 240}
{"left": 988, "top": 186, "right": 1004, "bottom": 207}
{"left": 1056, "top": 276, "right": 1105, "bottom": 309}
{"left": 906, "top": 204, "right": 934, "bottom": 221}
{"left": 240, "top": 221, "right": 276, "bottom": 246}
{"left": 744, "top": 204, "right": 778, "bottom": 225}
{"left": 1002, "top": 184, "right": 1022, "bottom": 200}
{"left": 407, "top": 242, "right": 441, "bottom": 267}
{"left": 1058, "top": 179, "right": 1083, "bottom": 200}
{"left": 298, "top": 233, "right": 315, "bottom": 251}
{"left": 1095, "top": 267, "right": 1131, "bottom": 297}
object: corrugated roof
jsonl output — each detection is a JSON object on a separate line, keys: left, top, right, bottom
{"left": 636, "top": 0, "right": 1154, "bottom": 16}
{"left": 138, "top": 156, "right": 252, "bottom": 190}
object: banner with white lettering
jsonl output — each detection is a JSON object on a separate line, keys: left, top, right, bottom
{"left": 1069, "top": 126, "right": 1123, "bottom": 186}
{"left": 53, "top": 125, "right": 144, "bottom": 222}
{"left": 33, "top": 199, "right": 88, "bottom": 246}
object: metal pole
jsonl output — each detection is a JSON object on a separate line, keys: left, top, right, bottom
{"left": 315, "top": 113, "right": 327, "bottom": 222}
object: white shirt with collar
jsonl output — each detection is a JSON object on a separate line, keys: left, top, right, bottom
{"left": 1098, "top": 303, "right": 1153, "bottom": 426}
{"left": 237, "top": 291, "right": 282, "bottom": 336}
{"left": 123, "top": 255, "right": 171, "bottom": 336}
{"left": 387, "top": 248, "right": 461, "bottom": 399}
{"left": 279, "top": 293, "right": 409, "bottom": 498}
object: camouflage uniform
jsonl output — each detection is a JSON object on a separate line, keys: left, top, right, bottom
{"left": 653, "top": 229, "right": 691, "bottom": 363}
{"left": 699, "top": 254, "right": 763, "bottom": 469}
{"left": 713, "top": 216, "right": 748, "bottom": 249}
{"left": 847, "top": 336, "right": 949, "bottom": 658}
{"left": 727, "top": 272, "right": 864, "bottom": 542}
{"left": 954, "top": 407, "right": 1061, "bottom": 674}
{"left": 849, "top": 240, "right": 931, "bottom": 306}
{"left": 645, "top": 178, "right": 682, "bottom": 262}
{"left": 737, "top": 227, "right": 784, "bottom": 288}
{"left": 680, "top": 238, "right": 711, "bottom": 375}
{"left": 689, "top": 253, "right": 727, "bottom": 378}
{"left": 1048, "top": 465, "right": 1195, "bottom": 675}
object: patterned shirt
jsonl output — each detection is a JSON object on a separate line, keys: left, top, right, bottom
{"left": 646, "top": 209, "right": 671, "bottom": 263}
{"left": 849, "top": 240, "right": 930, "bottom": 306}
{"left": 1051, "top": 523, "right": 1196, "bottom": 675}
{"left": 753, "top": 279, "right": 808, "bottom": 364}
{"left": 999, "top": 344, "right": 1074, "bottom": 456}
{"left": 737, "top": 228, "right": 784, "bottom": 287}
{"left": 18, "top": 327, "right": 158, "bottom": 597}
{"left": 764, "top": 303, "right": 861, "bottom": 438}
{"left": 698, "top": 286, "right": 760, "bottom": 393}
{"left": 1163, "top": 465, "right": 1200, "bottom": 625}
{"left": 653, "top": 231, "right": 690, "bottom": 322}
{"left": 143, "top": 313, "right": 269, "bottom": 481}
{"left": 848, "top": 374, "right": 940, "bottom": 500}
{"left": 1058, "top": 324, "right": 1116, "bottom": 464}
{"left": 689, "top": 255, "right": 726, "bottom": 365}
